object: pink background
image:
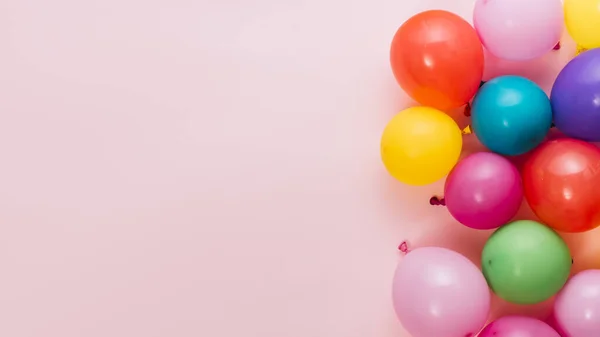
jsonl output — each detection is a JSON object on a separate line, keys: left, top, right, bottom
{"left": 0, "top": 0, "right": 594, "bottom": 336}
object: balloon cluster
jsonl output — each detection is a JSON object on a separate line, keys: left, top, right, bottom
{"left": 382, "top": 1, "right": 600, "bottom": 337}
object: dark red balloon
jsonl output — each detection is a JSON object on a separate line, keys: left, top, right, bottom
{"left": 523, "top": 138, "right": 600, "bottom": 233}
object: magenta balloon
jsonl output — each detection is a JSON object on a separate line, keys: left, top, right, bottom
{"left": 445, "top": 152, "right": 523, "bottom": 230}
{"left": 555, "top": 270, "right": 600, "bottom": 337}
{"left": 392, "top": 247, "right": 490, "bottom": 337}
{"left": 479, "top": 316, "right": 560, "bottom": 337}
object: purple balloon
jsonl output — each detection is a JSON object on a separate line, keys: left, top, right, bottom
{"left": 552, "top": 48, "right": 600, "bottom": 141}
{"left": 444, "top": 152, "right": 523, "bottom": 230}
{"left": 479, "top": 316, "right": 560, "bottom": 337}
{"left": 554, "top": 270, "right": 600, "bottom": 337}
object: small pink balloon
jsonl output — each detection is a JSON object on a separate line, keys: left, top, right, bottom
{"left": 479, "top": 316, "right": 561, "bottom": 337}
{"left": 555, "top": 270, "right": 600, "bottom": 337}
{"left": 392, "top": 247, "right": 490, "bottom": 337}
{"left": 473, "top": 0, "right": 563, "bottom": 60}
{"left": 445, "top": 152, "right": 523, "bottom": 230}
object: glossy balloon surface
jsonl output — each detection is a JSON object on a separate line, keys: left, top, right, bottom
{"left": 555, "top": 270, "right": 600, "bottom": 337}
{"left": 445, "top": 152, "right": 522, "bottom": 230}
{"left": 479, "top": 316, "right": 560, "bottom": 337}
{"left": 482, "top": 220, "right": 571, "bottom": 304}
{"left": 381, "top": 107, "right": 462, "bottom": 186}
{"left": 392, "top": 247, "right": 490, "bottom": 337}
{"left": 523, "top": 138, "right": 600, "bottom": 232}
{"left": 472, "top": 76, "right": 552, "bottom": 156}
{"left": 564, "top": 0, "right": 600, "bottom": 49}
{"left": 390, "top": 10, "right": 484, "bottom": 110}
{"left": 552, "top": 49, "right": 600, "bottom": 141}
{"left": 474, "top": 0, "right": 563, "bottom": 60}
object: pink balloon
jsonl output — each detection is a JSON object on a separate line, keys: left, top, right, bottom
{"left": 479, "top": 316, "right": 560, "bottom": 337}
{"left": 555, "top": 270, "right": 600, "bottom": 337}
{"left": 392, "top": 247, "right": 490, "bottom": 337}
{"left": 445, "top": 152, "right": 523, "bottom": 230}
{"left": 473, "top": 0, "right": 563, "bottom": 60}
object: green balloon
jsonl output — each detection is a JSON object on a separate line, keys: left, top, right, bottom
{"left": 482, "top": 220, "right": 571, "bottom": 304}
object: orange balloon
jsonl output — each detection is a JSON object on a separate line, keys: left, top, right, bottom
{"left": 390, "top": 10, "right": 484, "bottom": 111}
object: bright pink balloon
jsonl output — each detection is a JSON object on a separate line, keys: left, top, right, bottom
{"left": 392, "top": 247, "right": 490, "bottom": 337}
{"left": 555, "top": 270, "right": 600, "bottom": 337}
{"left": 479, "top": 316, "right": 560, "bottom": 337}
{"left": 445, "top": 152, "right": 523, "bottom": 230}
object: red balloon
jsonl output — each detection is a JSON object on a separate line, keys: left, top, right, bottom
{"left": 390, "top": 10, "right": 484, "bottom": 111}
{"left": 523, "top": 138, "right": 600, "bottom": 233}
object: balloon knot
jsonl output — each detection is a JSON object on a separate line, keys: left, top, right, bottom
{"left": 553, "top": 41, "right": 561, "bottom": 50}
{"left": 576, "top": 45, "right": 589, "bottom": 56}
{"left": 429, "top": 196, "right": 446, "bottom": 206}
{"left": 464, "top": 102, "right": 471, "bottom": 117}
{"left": 398, "top": 241, "right": 410, "bottom": 255}
{"left": 462, "top": 125, "right": 472, "bottom": 135}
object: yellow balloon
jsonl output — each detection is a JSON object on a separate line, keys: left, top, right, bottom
{"left": 565, "top": 0, "right": 600, "bottom": 49}
{"left": 381, "top": 107, "right": 462, "bottom": 186}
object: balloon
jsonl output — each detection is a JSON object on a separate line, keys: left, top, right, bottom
{"left": 564, "top": 0, "right": 600, "bottom": 49}
{"left": 479, "top": 316, "right": 560, "bottom": 337}
{"left": 445, "top": 152, "right": 523, "bottom": 230}
{"left": 523, "top": 138, "right": 600, "bottom": 232}
{"left": 380, "top": 107, "right": 462, "bottom": 186}
{"left": 551, "top": 49, "right": 600, "bottom": 141}
{"left": 481, "top": 220, "right": 571, "bottom": 304}
{"left": 473, "top": 0, "right": 563, "bottom": 60}
{"left": 392, "top": 247, "right": 490, "bottom": 337}
{"left": 390, "top": 10, "right": 484, "bottom": 110}
{"left": 555, "top": 270, "right": 600, "bottom": 337}
{"left": 471, "top": 76, "right": 552, "bottom": 156}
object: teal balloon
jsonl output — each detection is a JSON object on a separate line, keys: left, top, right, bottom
{"left": 472, "top": 76, "right": 552, "bottom": 156}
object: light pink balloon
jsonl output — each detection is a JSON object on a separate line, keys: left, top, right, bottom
{"left": 473, "top": 0, "right": 563, "bottom": 60}
{"left": 555, "top": 270, "right": 600, "bottom": 337}
{"left": 392, "top": 247, "right": 491, "bottom": 337}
